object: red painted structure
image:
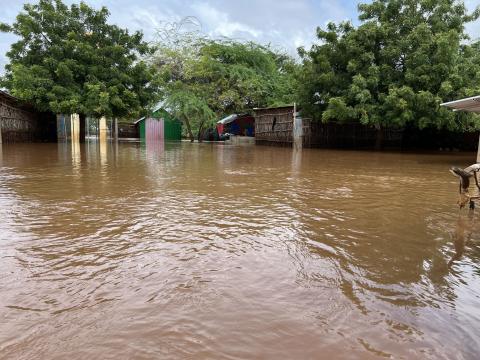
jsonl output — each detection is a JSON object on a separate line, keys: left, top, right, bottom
{"left": 216, "top": 114, "right": 255, "bottom": 137}
{"left": 145, "top": 118, "right": 164, "bottom": 142}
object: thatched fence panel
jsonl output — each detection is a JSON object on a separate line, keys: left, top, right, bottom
{"left": 254, "top": 106, "right": 295, "bottom": 145}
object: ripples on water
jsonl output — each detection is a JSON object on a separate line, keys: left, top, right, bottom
{"left": 1, "top": 142, "right": 480, "bottom": 359}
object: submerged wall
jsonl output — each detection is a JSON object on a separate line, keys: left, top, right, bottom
{"left": 0, "top": 91, "right": 55, "bottom": 143}
{"left": 0, "top": 91, "right": 39, "bottom": 143}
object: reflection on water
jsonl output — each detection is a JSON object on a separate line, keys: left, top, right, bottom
{"left": 449, "top": 210, "right": 475, "bottom": 267}
{"left": 1, "top": 142, "right": 480, "bottom": 359}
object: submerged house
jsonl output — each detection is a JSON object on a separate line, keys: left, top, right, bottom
{"left": 217, "top": 113, "right": 255, "bottom": 137}
{"left": 134, "top": 104, "right": 182, "bottom": 141}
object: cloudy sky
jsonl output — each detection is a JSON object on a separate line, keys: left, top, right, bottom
{"left": 1, "top": 0, "right": 479, "bottom": 74}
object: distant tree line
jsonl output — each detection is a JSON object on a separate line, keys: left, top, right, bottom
{"left": 150, "top": 17, "right": 297, "bottom": 141}
{"left": 1, "top": 0, "right": 480, "bottom": 141}
{"left": 0, "top": 0, "right": 157, "bottom": 122}
{"left": 297, "top": 0, "right": 480, "bottom": 134}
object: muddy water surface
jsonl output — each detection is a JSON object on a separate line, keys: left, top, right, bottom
{"left": 1, "top": 142, "right": 480, "bottom": 359}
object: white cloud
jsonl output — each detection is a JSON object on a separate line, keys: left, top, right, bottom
{"left": 0, "top": 0, "right": 358, "bottom": 71}
{"left": 191, "top": 2, "right": 262, "bottom": 39}
{"left": 464, "top": 0, "right": 480, "bottom": 42}
{"left": 2, "top": 0, "right": 477, "bottom": 74}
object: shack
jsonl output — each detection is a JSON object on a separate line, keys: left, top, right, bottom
{"left": 217, "top": 114, "right": 255, "bottom": 137}
{"left": 135, "top": 104, "right": 182, "bottom": 141}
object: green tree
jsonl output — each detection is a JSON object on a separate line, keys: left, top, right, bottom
{"left": 0, "top": 0, "right": 157, "bottom": 120}
{"left": 298, "top": 0, "right": 480, "bottom": 138}
{"left": 152, "top": 20, "right": 297, "bottom": 141}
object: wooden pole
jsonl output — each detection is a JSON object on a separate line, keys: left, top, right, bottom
{"left": 476, "top": 132, "right": 480, "bottom": 163}
{"left": 99, "top": 116, "right": 107, "bottom": 142}
{"left": 99, "top": 117, "right": 108, "bottom": 165}
{"left": 293, "top": 102, "right": 297, "bottom": 149}
{"left": 113, "top": 118, "right": 119, "bottom": 141}
{"left": 86, "top": 117, "right": 90, "bottom": 140}
{"left": 293, "top": 102, "right": 303, "bottom": 150}
{"left": 71, "top": 113, "right": 80, "bottom": 142}
{"left": 294, "top": 102, "right": 296, "bottom": 125}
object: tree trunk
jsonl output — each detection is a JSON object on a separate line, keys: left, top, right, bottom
{"left": 184, "top": 117, "right": 195, "bottom": 142}
{"left": 197, "top": 120, "right": 205, "bottom": 143}
{"left": 113, "top": 118, "right": 119, "bottom": 141}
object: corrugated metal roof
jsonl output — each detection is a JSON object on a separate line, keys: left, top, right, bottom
{"left": 134, "top": 101, "right": 166, "bottom": 124}
{"left": 133, "top": 117, "right": 145, "bottom": 125}
{"left": 441, "top": 96, "right": 480, "bottom": 113}
{"left": 217, "top": 113, "right": 252, "bottom": 125}
{"left": 217, "top": 114, "right": 238, "bottom": 125}
{"left": 152, "top": 100, "right": 166, "bottom": 113}
{"left": 0, "top": 90, "right": 19, "bottom": 102}
{"left": 0, "top": 90, "right": 38, "bottom": 112}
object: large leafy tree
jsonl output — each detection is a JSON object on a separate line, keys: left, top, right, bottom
{"left": 152, "top": 20, "right": 297, "bottom": 141}
{"left": 0, "top": 0, "right": 157, "bottom": 119}
{"left": 298, "top": 0, "right": 480, "bottom": 133}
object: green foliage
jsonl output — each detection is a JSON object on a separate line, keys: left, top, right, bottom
{"left": 0, "top": 0, "right": 157, "bottom": 118}
{"left": 194, "top": 40, "right": 296, "bottom": 112}
{"left": 298, "top": 0, "right": 480, "bottom": 131}
{"left": 151, "top": 22, "right": 297, "bottom": 140}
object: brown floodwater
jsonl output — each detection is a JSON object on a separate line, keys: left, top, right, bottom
{"left": 1, "top": 141, "right": 480, "bottom": 359}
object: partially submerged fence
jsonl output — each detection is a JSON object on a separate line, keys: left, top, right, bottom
{"left": 57, "top": 115, "right": 124, "bottom": 142}
{"left": 254, "top": 106, "right": 295, "bottom": 146}
{"left": 254, "top": 106, "right": 407, "bottom": 149}
{"left": 304, "top": 120, "right": 403, "bottom": 149}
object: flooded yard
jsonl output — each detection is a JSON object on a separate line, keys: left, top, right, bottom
{"left": 1, "top": 142, "right": 479, "bottom": 359}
